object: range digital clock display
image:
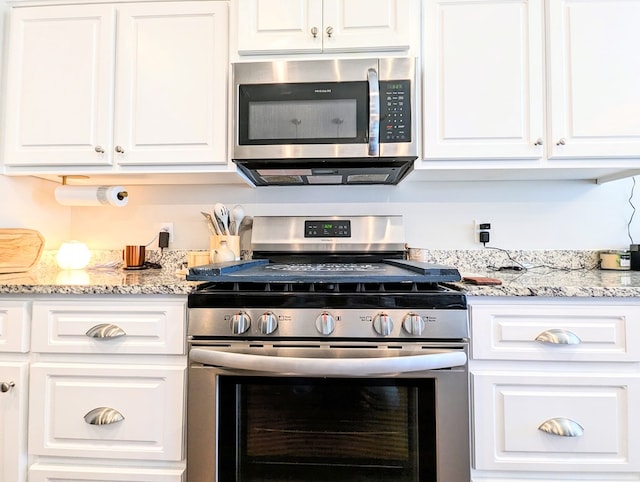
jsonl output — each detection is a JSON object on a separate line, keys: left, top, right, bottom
{"left": 305, "top": 220, "right": 351, "bottom": 237}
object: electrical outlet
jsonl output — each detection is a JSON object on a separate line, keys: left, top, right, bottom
{"left": 160, "top": 222, "right": 174, "bottom": 242}
{"left": 474, "top": 220, "right": 492, "bottom": 244}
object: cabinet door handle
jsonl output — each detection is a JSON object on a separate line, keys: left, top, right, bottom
{"left": 94, "top": 145, "right": 105, "bottom": 153}
{"left": 535, "top": 328, "right": 581, "bottom": 345}
{"left": 325, "top": 26, "right": 334, "bottom": 37}
{"left": 0, "top": 381, "right": 15, "bottom": 393}
{"left": 86, "top": 323, "right": 126, "bottom": 339}
{"left": 115, "top": 145, "right": 125, "bottom": 154}
{"left": 534, "top": 138, "right": 543, "bottom": 146}
{"left": 556, "top": 138, "right": 567, "bottom": 146}
{"left": 310, "top": 26, "right": 318, "bottom": 38}
{"left": 538, "top": 417, "right": 584, "bottom": 437}
{"left": 84, "top": 407, "right": 125, "bottom": 425}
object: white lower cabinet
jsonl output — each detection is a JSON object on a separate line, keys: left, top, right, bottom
{"left": 27, "top": 296, "right": 188, "bottom": 481}
{"left": 0, "top": 362, "right": 29, "bottom": 482}
{"left": 473, "top": 371, "right": 640, "bottom": 471}
{"left": 29, "top": 363, "right": 185, "bottom": 460}
{"left": 0, "top": 299, "right": 30, "bottom": 482}
{"left": 28, "top": 464, "right": 185, "bottom": 482}
{"left": 469, "top": 298, "right": 640, "bottom": 481}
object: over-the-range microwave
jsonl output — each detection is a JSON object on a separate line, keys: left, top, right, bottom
{"left": 232, "top": 57, "right": 418, "bottom": 186}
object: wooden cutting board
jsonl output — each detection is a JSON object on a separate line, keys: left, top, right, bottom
{"left": 0, "top": 229, "right": 45, "bottom": 273}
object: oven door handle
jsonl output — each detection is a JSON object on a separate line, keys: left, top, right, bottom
{"left": 189, "top": 348, "right": 467, "bottom": 376}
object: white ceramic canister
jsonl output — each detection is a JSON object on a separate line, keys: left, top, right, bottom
{"left": 211, "top": 240, "right": 236, "bottom": 263}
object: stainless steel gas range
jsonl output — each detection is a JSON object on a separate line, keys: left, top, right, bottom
{"left": 186, "top": 216, "right": 470, "bottom": 482}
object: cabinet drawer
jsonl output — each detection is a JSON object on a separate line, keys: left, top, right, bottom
{"left": 29, "top": 463, "right": 184, "bottom": 481}
{"left": 29, "top": 363, "right": 185, "bottom": 461}
{"left": 472, "top": 371, "right": 640, "bottom": 472}
{"left": 31, "top": 300, "right": 185, "bottom": 354}
{"left": 470, "top": 303, "right": 640, "bottom": 361}
{"left": 0, "top": 300, "right": 30, "bottom": 353}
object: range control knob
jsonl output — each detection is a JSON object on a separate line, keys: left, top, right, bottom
{"left": 315, "top": 311, "right": 335, "bottom": 335}
{"left": 230, "top": 312, "right": 251, "bottom": 334}
{"left": 259, "top": 311, "right": 278, "bottom": 335}
{"left": 373, "top": 313, "right": 394, "bottom": 336}
{"left": 402, "top": 313, "right": 426, "bottom": 336}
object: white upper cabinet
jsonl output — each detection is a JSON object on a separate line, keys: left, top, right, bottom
{"left": 3, "top": 1, "right": 228, "bottom": 169}
{"left": 421, "top": 0, "right": 640, "bottom": 181}
{"left": 237, "top": 0, "right": 413, "bottom": 55}
{"left": 115, "top": 2, "right": 227, "bottom": 166}
{"left": 547, "top": 0, "right": 640, "bottom": 159}
{"left": 423, "top": 0, "right": 545, "bottom": 159}
{"left": 4, "top": 4, "right": 114, "bottom": 167}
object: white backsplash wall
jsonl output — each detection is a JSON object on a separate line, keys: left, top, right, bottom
{"left": 63, "top": 177, "right": 638, "bottom": 252}
{"left": 0, "top": 176, "right": 71, "bottom": 249}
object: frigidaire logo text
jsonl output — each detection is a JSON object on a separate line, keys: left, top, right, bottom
{"left": 314, "top": 89, "right": 332, "bottom": 93}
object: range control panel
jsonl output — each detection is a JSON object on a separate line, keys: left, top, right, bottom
{"left": 305, "top": 220, "right": 351, "bottom": 238}
{"left": 380, "top": 79, "right": 411, "bottom": 143}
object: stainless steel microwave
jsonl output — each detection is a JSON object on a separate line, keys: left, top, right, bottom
{"left": 232, "top": 58, "right": 418, "bottom": 186}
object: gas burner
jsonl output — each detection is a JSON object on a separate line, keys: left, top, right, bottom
{"left": 265, "top": 263, "right": 386, "bottom": 272}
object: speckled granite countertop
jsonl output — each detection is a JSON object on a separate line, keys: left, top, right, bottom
{"left": 0, "top": 250, "right": 197, "bottom": 296}
{"left": 1, "top": 249, "right": 639, "bottom": 298}
{"left": 452, "top": 268, "right": 640, "bottom": 298}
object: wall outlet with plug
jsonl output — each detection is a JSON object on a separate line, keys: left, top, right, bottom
{"left": 159, "top": 222, "right": 174, "bottom": 247}
{"left": 474, "top": 220, "right": 491, "bottom": 245}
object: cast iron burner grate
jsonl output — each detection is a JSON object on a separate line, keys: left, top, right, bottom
{"left": 194, "top": 281, "right": 452, "bottom": 293}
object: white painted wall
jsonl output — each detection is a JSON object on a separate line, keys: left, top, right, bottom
{"left": 60, "top": 177, "right": 637, "bottom": 252}
{"left": 0, "top": 176, "right": 71, "bottom": 248}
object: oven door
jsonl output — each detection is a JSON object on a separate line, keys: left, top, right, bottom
{"left": 187, "top": 343, "right": 470, "bottom": 482}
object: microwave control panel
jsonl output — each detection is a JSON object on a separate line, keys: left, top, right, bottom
{"left": 380, "top": 80, "right": 411, "bottom": 143}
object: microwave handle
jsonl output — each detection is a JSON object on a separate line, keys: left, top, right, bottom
{"left": 367, "top": 67, "right": 380, "bottom": 156}
{"left": 190, "top": 348, "right": 467, "bottom": 376}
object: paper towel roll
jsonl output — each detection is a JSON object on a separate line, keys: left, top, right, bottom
{"left": 54, "top": 185, "right": 129, "bottom": 207}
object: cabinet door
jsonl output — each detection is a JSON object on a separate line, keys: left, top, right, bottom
{"left": 31, "top": 300, "right": 186, "bottom": 355}
{"left": 548, "top": 0, "right": 640, "bottom": 159}
{"left": 115, "top": 1, "right": 228, "bottom": 165}
{"left": 237, "top": 0, "right": 412, "bottom": 55}
{"left": 29, "top": 463, "right": 184, "bottom": 481}
{"left": 422, "top": 0, "right": 544, "bottom": 159}
{"left": 0, "top": 363, "right": 29, "bottom": 482}
{"left": 4, "top": 5, "right": 115, "bottom": 166}
{"left": 0, "top": 301, "right": 30, "bottom": 353}
{"left": 237, "top": 0, "right": 323, "bottom": 54}
{"left": 322, "top": 0, "right": 412, "bottom": 53}
{"left": 472, "top": 371, "right": 640, "bottom": 472}
{"left": 29, "top": 363, "right": 185, "bottom": 461}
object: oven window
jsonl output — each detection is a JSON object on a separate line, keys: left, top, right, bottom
{"left": 238, "top": 82, "right": 368, "bottom": 145}
{"left": 218, "top": 377, "right": 436, "bottom": 482}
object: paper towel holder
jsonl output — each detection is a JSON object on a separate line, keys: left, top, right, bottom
{"left": 56, "top": 176, "right": 129, "bottom": 206}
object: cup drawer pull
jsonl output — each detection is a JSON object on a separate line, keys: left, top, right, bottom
{"left": 85, "top": 323, "right": 126, "bottom": 339}
{"left": 535, "top": 328, "right": 581, "bottom": 345}
{"left": 538, "top": 417, "right": 584, "bottom": 437}
{"left": 84, "top": 407, "right": 125, "bottom": 425}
